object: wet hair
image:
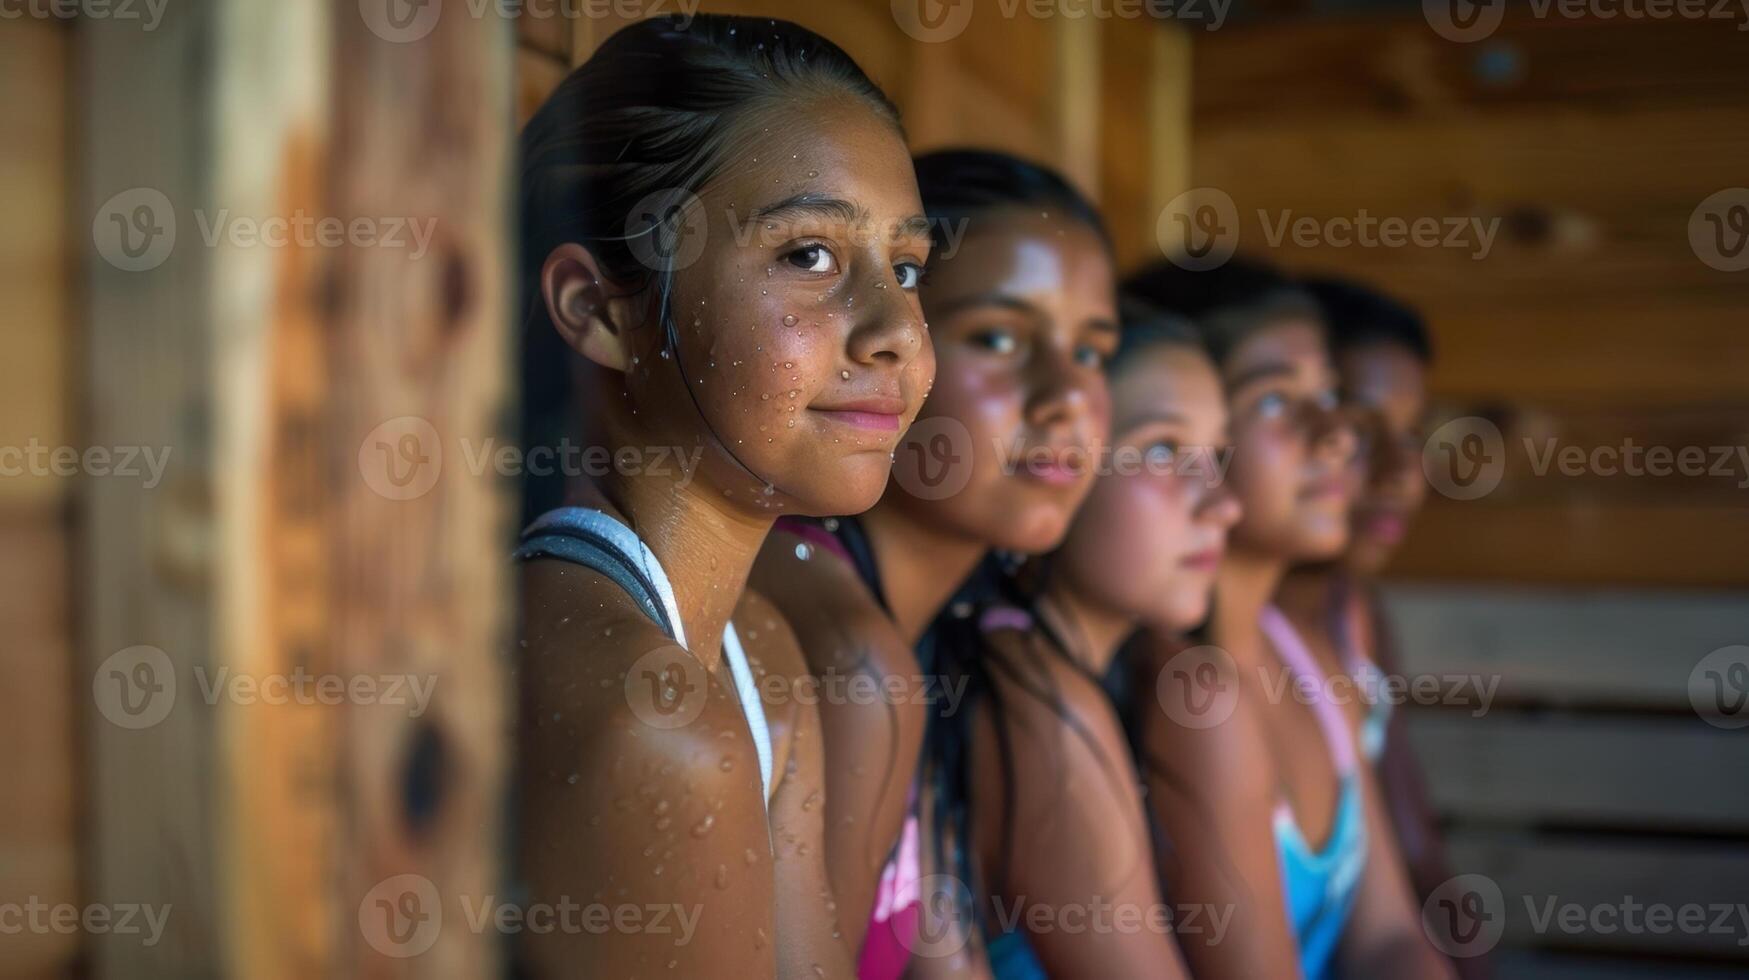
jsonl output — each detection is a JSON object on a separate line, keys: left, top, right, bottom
{"left": 1121, "top": 255, "right": 1323, "bottom": 367}
{"left": 1301, "top": 275, "right": 1433, "bottom": 364}
{"left": 518, "top": 14, "right": 902, "bottom": 524}
{"left": 912, "top": 148, "right": 1110, "bottom": 259}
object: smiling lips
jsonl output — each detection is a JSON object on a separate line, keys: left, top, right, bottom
{"left": 809, "top": 395, "right": 906, "bottom": 432}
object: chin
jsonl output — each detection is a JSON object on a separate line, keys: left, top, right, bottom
{"left": 1158, "top": 591, "right": 1210, "bottom": 633}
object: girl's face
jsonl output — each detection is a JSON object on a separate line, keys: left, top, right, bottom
{"left": 618, "top": 96, "right": 935, "bottom": 517}
{"left": 887, "top": 207, "right": 1117, "bottom": 553}
{"left": 1222, "top": 318, "right": 1356, "bottom": 561}
{"left": 1055, "top": 345, "right": 1241, "bottom": 631}
{"left": 1339, "top": 342, "right": 1429, "bottom": 575}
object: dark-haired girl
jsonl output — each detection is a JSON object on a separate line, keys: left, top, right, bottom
{"left": 751, "top": 149, "right": 1117, "bottom": 979}
{"left": 1275, "top": 277, "right": 1480, "bottom": 978}
{"left": 910, "top": 308, "right": 1235, "bottom": 979}
{"left": 1125, "top": 260, "right": 1454, "bottom": 980}
{"left": 515, "top": 16, "right": 933, "bottom": 977}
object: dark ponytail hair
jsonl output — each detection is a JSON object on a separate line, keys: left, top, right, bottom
{"left": 1122, "top": 255, "right": 1322, "bottom": 368}
{"left": 1301, "top": 275, "right": 1433, "bottom": 364}
{"left": 518, "top": 15, "right": 902, "bottom": 524}
{"left": 913, "top": 148, "right": 1109, "bottom": 260}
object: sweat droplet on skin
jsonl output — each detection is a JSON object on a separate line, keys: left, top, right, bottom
{"left": 782, "top": 314, "right": 797, "bottom": 327}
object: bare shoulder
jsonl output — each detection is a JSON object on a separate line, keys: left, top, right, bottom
{"left": 518, "top": 558, "right": 767, "bottom": 806}
{"left": 751, "top": 526, "right": 914, "bottom": 679}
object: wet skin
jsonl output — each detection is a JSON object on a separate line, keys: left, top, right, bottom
{"left": 518, "top": 92, "right": 932, "bottom": 980}
{"left": 946, "top": 343, "right": 1236, "bottom": 979}
{"left": 1051, "top": 344, "right": 1241, "bottom": 640}
{"left": 753, "top": 206, "right": 1117, "bottom": 960}
{"left": 1136, "top": 319, "right": 1453, "bottom": 979}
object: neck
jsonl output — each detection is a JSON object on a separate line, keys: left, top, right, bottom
{"left": 1037, "top": 579, "right": 1134, "bottom": 678}
{"left": 1211, "top": 546, "right": 1287, "bottom": 661}
{"left": 859, "top": 505, "right": 988, "bottom": 645}
{"left": 1276, "top": 564, "right": 1342, "bottom": 623}
{"left": 588, "top": 469, "right": 772, "bottom": 675}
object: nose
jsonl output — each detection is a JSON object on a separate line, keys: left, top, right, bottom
{"left": 1196, "top": 478, "right": 1243, "bottom": 531}
{"left": 1023, "top": 344, "right": 1104, "bottom": 432}
{"left": 846, "top": 280, "right": 927, "bottom": 369}
{"left": 1308, "top": 399, "right": 1358, "bottom": 467}
{"left": 1375, "top": 430, "right": 1420, "bottom": 492}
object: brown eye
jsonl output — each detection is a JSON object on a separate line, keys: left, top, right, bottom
{"left": 784, "top": 244, "right": 837, "bottom": 274}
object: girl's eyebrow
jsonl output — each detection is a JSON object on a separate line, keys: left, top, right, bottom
{"left": 750, "top": 193, "right": 864, "bottom": 224}
{"left": 1227, "top": 361, "right": 1296, "bottom": 391}
{"left": 926, "top": 291, "right": 1037, "bottom": 320}
{"left": 1116, "top": 409, "right": 1187, "bottom": 434}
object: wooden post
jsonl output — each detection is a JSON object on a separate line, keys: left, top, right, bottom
{"left": 80, "top": 2, "right": 511, "bottom": 976}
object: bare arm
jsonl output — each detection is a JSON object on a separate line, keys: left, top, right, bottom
{"left": 741, "top": 589, "right": 859, "bottom": 980}
{"left": 1136, "top": 633, "right": 1308, "bottom": 980}
{"left": 971, "top": 634, "right": 1192, "bottom": 978}
{"left": 753, "top": 533, "right": 927, "bottom": 953}
{"left": 1336, "top": 731, "right": 1457, "bottom": 979}
{"left": 517, "top": 562, "right": 775, "bottom": 977}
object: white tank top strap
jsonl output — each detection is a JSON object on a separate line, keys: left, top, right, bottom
{"left": 721, "top": 623, "right": 774, "bottom": 803}
{"left": 517, "top": 507, "right": 773, "bottom": 808}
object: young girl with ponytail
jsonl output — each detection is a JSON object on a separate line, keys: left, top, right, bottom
{"left": 515, "top": 16, "right": 933, "bottom": 977}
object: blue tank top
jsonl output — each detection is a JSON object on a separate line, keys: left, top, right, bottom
{"left": 1260, "top": 605, "right": 1368, "bottom": 980}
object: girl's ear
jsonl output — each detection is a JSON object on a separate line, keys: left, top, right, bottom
{"left": 541, "top": 243, "right": 644, "bottom": 373}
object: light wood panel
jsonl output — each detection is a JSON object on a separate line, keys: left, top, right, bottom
{"left": 79, "top": 1, "right": 512, "bottom": 976}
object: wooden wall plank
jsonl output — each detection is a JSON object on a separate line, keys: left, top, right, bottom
{"left": 0, "top": 18, "right": 71, "bottom": 510}
{"left": 1381, "top": 585, "right": 1749, "bottom": 708}
{"left": 0, "top": 513, "right": 77, "bottom": 977}
{"left": 81, "top": 5, "right": 226, "bottom": 972}
{"left": 1444, "top": 831, "right": 1749, "bottom": 959}
{"left": 1406, "top": 713, "right": 1749, "bottom": 833}
{"left": 1495, "top": 949, "right": 1749, "bottom": 980}
{"left": 329, "top": 1, "right": 512, "bottom": 976}
{"left": 1193, "top": 14, "right": 1749, "bottom": 124}
{"left": 80, "top": 2, "right": 513, "bottom": 976}
{"left": 1390, "top": 502, "right": 1749, "bottom": 589}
